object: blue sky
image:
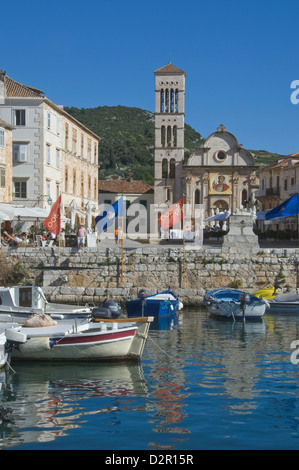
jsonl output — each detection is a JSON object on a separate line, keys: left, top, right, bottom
{"left": 2, "top": 0, "right": 299, "bottom": 155}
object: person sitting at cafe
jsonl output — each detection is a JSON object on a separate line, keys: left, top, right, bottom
{"left": 1, "top": 227, "right": 18, "bottom": 247}
{"left": 21, "top": 232, "right": 29, "bottom": 243}
{"left": 14, "top": 233, "right": 23, "bottom": 243}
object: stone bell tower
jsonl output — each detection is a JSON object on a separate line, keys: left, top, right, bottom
{"left": 154, "top": 63, "right": 186, "bottom": 205}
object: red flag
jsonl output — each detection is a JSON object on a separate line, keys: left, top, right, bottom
{"left": 42, "top": 195, "right": 61, "bottom": 236}
{"left": 159, "top": 197, "right": 184, "bottom": 230}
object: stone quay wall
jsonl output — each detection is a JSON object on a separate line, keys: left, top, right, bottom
{"left": 2, "top": 242, "right": 299, "bottom": 307}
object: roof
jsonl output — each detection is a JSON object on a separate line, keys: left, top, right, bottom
{"left": 0, "top": 118, "right": 14, "bottom": 130}
{"left": 1, "top": 72, "right": 101, "bottom": 141}
{"left": 266, "top": 154, "right": 299, "bottom": 170}
{"left": 5, "top": 75, "right": 45, "bottom": 98}
{"left": 99, "top": 179, "right": 154, "bottom": 195}
{"left": 154, "top": 63, "right": 186, "bottom": 77}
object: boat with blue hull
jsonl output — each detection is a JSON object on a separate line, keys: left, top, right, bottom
{"left": 202, "top": 288, "right": 269, "bottom": 320}
{"left": 126, "top": 289, "right": 183, "bottom": 322}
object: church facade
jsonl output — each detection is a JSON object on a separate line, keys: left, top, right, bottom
{"left": 154, "top": 63, "right": 259, "bottom": 223}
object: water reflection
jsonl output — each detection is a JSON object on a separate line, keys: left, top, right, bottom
{"left": 144, "top": 308, "right": 299, "bottom": 448}
{"left": 2, "top": 309, "right": 299, "bottom": 449}
{"left": 0, "top": 362, "right": 148, "bottom": 449}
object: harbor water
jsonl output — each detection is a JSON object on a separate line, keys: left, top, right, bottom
{"left": 1, "top": 307, "right": 299, "bottom": 450}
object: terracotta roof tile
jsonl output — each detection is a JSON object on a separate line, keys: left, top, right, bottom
{"left": 99, "top": 179, "right": 154, "bottom": 194}
{"left": 5, "top": 76, "right": 45, "bottom": 98}
{"left": 154, "top": 63, "right": 186, "bottom": 77}
{"left": 0, "top": 118, "right": 14, "bottom": 129}
{"left": 267, "top": 154, "right": 299, "bottom": 170}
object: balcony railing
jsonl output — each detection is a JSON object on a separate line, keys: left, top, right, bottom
{"left": 266, "top": 188, "right": 280, "bottom": 196}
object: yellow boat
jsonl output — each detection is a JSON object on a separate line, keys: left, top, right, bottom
{"left": 252, "top": 287, "right": 277, "bottom": 300}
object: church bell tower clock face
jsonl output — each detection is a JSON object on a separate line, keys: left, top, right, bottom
{"left": 154, "top": 63, "right": 186, "bottom": 206}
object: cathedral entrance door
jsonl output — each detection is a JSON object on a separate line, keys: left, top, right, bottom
{"left": 213, "top": 200, "right": 229, "bottom": 212}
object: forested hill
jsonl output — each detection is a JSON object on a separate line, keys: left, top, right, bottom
{"left": 64, "top": 105, "right": 204, "bottom": 184}
{"left": 64, "top": 105, "right": 283, "bottom": 185}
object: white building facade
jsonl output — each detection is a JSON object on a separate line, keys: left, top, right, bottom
{"left": 0, "top": 71, "right": 100, "bottom": 225}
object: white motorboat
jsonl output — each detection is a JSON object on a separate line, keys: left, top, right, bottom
{"left": 0, "top": 333, "right": 7, "bottom": 369}
{"left": 0, "top": 285, "right": 122, "bottom": 323}
{"left": 2, "top": 316, "right": 153, "bottom": 362}
{"left": 202, "top": 288, "right": 268, "bottom": 320}
{"left": 0, "top": 285, "right": 92, "bottom": 323}
{"left": 268, "top": 292, "right": 299, "bottom": 313}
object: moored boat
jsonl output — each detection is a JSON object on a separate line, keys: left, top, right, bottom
{"left": 202, "top": 288, "right": 268, "bottom": 320}
{"left": 126, "top": 288, "right": 183, "bottom": 320}
{"left": 252, "top": 287, "right": 278, "bottom": 300}
{"left": 0, "top": 285, "right": 124, "bottom": 323}
{"left": 267, "top": 292, "right": 299, "bottom": 313}
{"left": 0, "top": 333, "right": 7, "bottom": 369}
{"left": 2, "top": 316, "right": 153, "bottom": 362}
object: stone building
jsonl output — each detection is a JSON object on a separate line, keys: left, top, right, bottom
{"left": 98, "top": 178, "right": 154, "bottom": 234}
{"left": 0, "top": 118, "right": 14, "bottom": 203}
{"left": 0, "top": 70, "right": 100, "bottom": 225}
{"left": 154, "top": 63, "right": 259, "bottom": 223}
{"left": 154, "top": 63, "right": 186, "bottom": 206}
{"left": 256, "top": 153, "right": 299, "bottom": 231}
{"left": 185, "top": 124, "right": 259, "bottom": 218}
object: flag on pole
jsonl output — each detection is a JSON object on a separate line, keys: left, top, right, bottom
{"left": 265, "top": 193, "right": 299, "bottom": 220}
{"left": 95, "top": 196, "right": 124, "bottom": 234}
{"left": 159, "top": 197, "right": 184, "bottom": 231}
{"left": 42, "top": 195, "right": 61, "bottom": 236}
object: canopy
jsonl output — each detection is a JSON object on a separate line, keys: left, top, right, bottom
{"left": 265, "top": 193, "right": 299, "bottom": 220}
{"left": 256, "top": 211, "right": 266, "bottom": 220}
{"left": 0, "top": 210, "right": 10, "bottom": 221}
{"left": 204, "top": 210, "right": 231, "bottom": 222}
{"left": 0, "top": 204, "right": 49, "bottom": 221}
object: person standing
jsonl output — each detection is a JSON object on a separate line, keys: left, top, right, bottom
{"left": 77, "top": 224, "right": 87, "bottom": 247}
{"left": 60, "top": 228, "right": 65, "bottom": 247}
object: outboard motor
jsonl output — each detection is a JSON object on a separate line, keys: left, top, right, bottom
{"left": 138, "top": 289, "right": 147, "bottom": 300}
{"left": 91, "top": 306, "right": 113, "bottom": 320}
{"left": 239, "top": 293, "right": 250, "bottom": 321}
{"left": 138, "top": 289, "right": 147, "bottom": 316}
{"left": 102, "top": 301, "right": 123, "bottom": 318}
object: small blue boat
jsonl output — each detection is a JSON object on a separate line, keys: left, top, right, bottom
{"left": 202, "top": 288, "right": 268, "bottom": 320}
{"left": 126, "top": 288, "right": 183, "bottom": 320}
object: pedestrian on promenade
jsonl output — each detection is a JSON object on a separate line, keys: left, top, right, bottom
{"left": 115, "top": 228, "right": 119, "bottom": 244}
{"left": 77, "top": 224, "right": 87, "bottom": 247}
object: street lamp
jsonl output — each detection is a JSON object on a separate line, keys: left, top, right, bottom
{"left": 36, "top": 195, "right": 52, "bottom": 208}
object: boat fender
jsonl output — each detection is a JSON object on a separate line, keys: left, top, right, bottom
{"left": 19, "top": 337, "right": 51, "bottom": 353}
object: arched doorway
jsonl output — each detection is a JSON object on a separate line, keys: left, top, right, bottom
{"left": 213, "top": 199, "right": 229, "bottom": 212}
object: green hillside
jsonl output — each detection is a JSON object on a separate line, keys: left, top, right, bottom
{"left": 65, "top": 105, "right": 282, "bottom": 184}
{"left": 249, "top": 150, "right": 285, "bottom": 170}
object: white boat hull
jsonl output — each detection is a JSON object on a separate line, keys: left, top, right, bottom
{"left": 12, "top": 334, "right": 135, "bottom": 361}
{"left": 0, "top": 332, "right": 7, "bottom": 368}
{"left": 268, "top": 293, "right": 299, "bottom": 314}
{"left": 4, "top": 317, "right": 152, "bottom": 362}
{"left": 208, "top": 301, "right": 266, "bottom": 319}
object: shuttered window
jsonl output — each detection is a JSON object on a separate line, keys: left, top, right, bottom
{"left": 13, "top": 144, "right": 28, "bottom": 162}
